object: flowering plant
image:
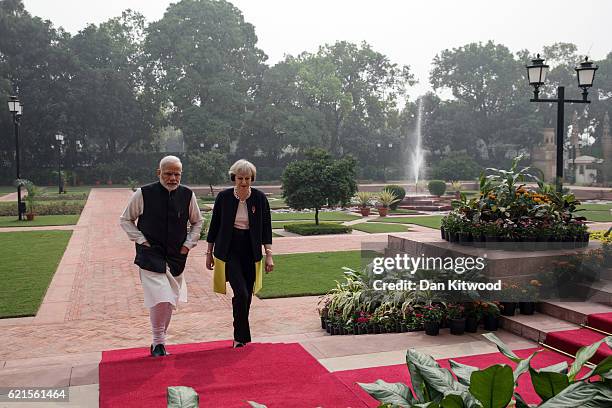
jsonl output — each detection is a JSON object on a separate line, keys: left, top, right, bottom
{"left": 421, "top": 304, "right": 444, "bottom": 323}
{"left": 446, "top": 303, "right": 465, "bottom": 320}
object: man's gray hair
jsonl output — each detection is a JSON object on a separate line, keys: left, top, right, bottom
{"left": 159, "top": 155, "right": 182, "bottom": 170}
{"left": 229, "top": 159, "right": 256, "bottom": 180}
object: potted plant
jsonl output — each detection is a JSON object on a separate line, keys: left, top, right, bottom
{"left": 481, "top": 301, "right": 500, "bottom": 331}
{"left": 499, "top": 281, "right": 522, "bottom": 316}
{"left": 422, "top": 304, "right": 443, "bottom": 336}
{"left": 464, "top": 302, "right": 482, "bottom": 333}
{"left": 450, "top": 180, "right": 463, "bottom": 199}
{"left": 519, "top": 279, "right": 541, "bottom": 315}
{"left": 20, "top": 180, "right": 39, "bottom": 221}
{"left": 376, "top": 190, "right": 399, "bottom": 217}
{"left": 355, "top": 191, "right": 374, "bottom": 217}
{"left": 447, "top": 303, "right": 466, "bottom": 335}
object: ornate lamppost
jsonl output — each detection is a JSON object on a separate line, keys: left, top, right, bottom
{"left": 526, "top": 55, "right": 598, "bottom": 192}
{"left": 55, "top": 134, "right": 65, "bottom": 194}
{"left": 7, "top": 96, "right": 25, "bottom": 220}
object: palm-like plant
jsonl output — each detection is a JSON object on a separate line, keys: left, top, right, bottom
{"left": 355, "top": 191, "right": 375, "bottom": 208}
{"left": 377, "top": 190, "right": 400, "bottom": 208}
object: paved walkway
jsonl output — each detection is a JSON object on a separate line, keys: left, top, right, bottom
{"left": 0, "top": 188, "right": 602, "bottom": 406}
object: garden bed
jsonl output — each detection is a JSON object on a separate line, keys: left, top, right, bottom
{"left": 284, "top": 222, "right": 352, "bottom": 235}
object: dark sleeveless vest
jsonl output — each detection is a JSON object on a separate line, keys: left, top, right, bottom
{"left": 135, "top": 182, "right": 192, "bottom": 276}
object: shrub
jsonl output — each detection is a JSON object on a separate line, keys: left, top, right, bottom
{"left": 0, "top": 201, "right": 85, "bottom": 216}
{"left": 427, "top": 180, "right": 446, "bottom": 196}
{"left": 283, "top": 222, "right": 352, "bottom": 236}
{"left": 383, "top": 185, "right": 406, "bottom": 209}
{"left": 430, "top": 152, "right": 482, "bottom": 180}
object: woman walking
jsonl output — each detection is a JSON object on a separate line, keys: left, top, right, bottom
{"left": 205, "top": 159, "right": 273, "bottom": 348}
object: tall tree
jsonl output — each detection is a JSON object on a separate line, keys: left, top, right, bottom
{"left": 143, "top": 0, "right": 267, "bottom": 153}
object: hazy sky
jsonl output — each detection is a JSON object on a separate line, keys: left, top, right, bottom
{"left": 22, "top": 0, "right": 612, "bottom": 98}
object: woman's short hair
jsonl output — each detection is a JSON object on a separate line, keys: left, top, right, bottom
{"left": 229, "top": 159, "right": 256, "bottom": 181}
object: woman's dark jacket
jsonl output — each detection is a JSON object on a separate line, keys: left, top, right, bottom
{"left": 206, "top": 188, "right": 272, "bottom": 262}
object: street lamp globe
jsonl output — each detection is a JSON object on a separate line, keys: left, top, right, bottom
{"left": 7, "top": 96, "right": 20, "bottom": 113}
{"left": 526, "top": 54, "right": 549, "bottom": 87}
{"left": 575, "top": 57, "right": 598, "bottom": 88}
{"left": 56, "top": 134, "right": 64, "bottom": 142}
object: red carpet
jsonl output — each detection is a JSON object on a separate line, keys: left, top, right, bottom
{"left": 332, "top": 347, "right": 591, "bottom": 407}
{"left": 99, "top": 341, "right": 367, "bottom": 408}
{"left": 587, "top": 312, "right": 612, "bottom": 333}
{"left": 544, "top": 328, "right": 611, "bottom": 364}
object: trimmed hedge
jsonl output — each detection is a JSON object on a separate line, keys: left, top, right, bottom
{"left": 37, "top": 193, "right": 89, "bottom": 201}
{"left": 284, "top": 222, "right": 352, "bottom": 236}
{"left": 427, "top": 180, "right": 446, "bottom": 196}
{"left": 0, "top": 201, "right": 85, "bottom": 216}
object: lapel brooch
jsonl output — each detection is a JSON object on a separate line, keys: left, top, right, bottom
{"left": 252, "top": 205, "right": 256, "bottom": 214}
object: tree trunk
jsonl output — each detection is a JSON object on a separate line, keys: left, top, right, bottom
{"left": 315, "top": 208, "right": 319, "bottom": 225}
{"left": 209, "top": 183, "right": 214, "bottom": 196}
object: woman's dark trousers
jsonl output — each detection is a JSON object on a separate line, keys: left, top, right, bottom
{"left": 226, "top": 228, "right": 256, "bottom": 343}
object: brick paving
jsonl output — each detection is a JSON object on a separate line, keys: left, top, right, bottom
{"left": 0, "top": 187, "right": 603, "bottom": 406}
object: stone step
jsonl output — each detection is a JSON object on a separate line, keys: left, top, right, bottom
{"left": 578, "top": 279, "right": 612, "bottom": 306}
{"left": 499, "top": 312, "right": 580, "bottom": 343}
{"left": 537, "top": 301, "right": 612, "bottom": 326}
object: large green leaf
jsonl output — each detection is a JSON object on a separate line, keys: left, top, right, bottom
{"left": 538, "top": 361, "right": 569, "bottom": 374}
{"left": 579, "top": 355, "right": 612, "bottom": 381}
{"left": 538, "top": 382, "right": 611, "bottom": 407}
{"left": 481, "top": 333, "right": 523, "bottom": 363}
{"left": 247, "top": 402, "right": 267, "bottom": 408}
{"left": 410, "top": 354, "right": 463, "bottom": 396}
{"left": 406, "top": 348, "right": 445, "bottom": 402}
{"left": 513, "top": 392, "right": 529, "bottom": 408}
{"left": 529, "top": 367, "right": 570, "bottom": 401}
{"left": 440, "top": 393, "right": 464, "bottom": 408}
{"left": 469, "top": 365, "right": 514, "bottom": 408}
{"left": 568, "top": 336, "right": 612, "bottom": 381}
{"left": 166, "top": 386, "right": 199, "bottom": 408}
{"left": 357, "top": 380, "right": 414, "bottom": 407}
{"left": 449, "top": 360, "right": 478, "bottom": 387}
{"left": 513, "top": 351, "right": 540, "bottom": 382}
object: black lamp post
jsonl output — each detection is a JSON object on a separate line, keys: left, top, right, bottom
{"left": 55, "top": 134, "right": 65, "bottom": 194}
{"left": 527, "top": 54, "right": 598, "bottom": 192}
{"left": 7, "top": 96, "right": 25, "bottom": 220}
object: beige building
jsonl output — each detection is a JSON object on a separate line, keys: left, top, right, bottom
{"left": 531, "top": 128, "right": 556, "bottom": 183}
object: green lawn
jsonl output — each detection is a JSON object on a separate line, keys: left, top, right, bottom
{"left": 0, "top": 186, "right": 15, "bottom": 195}
{"left": 0, "top": 215, "right": 79, "bottom": 227}
{"left": 351, "top": 223, "right": 411, "bottom": 233}
{"left": 257, "top": 250, "right": 363, "bottom": 298}
{"left": 272, "top": 220, "right": 342, "bottom": 229}
{"left": 580, "top": 210, "right": 612, "bottom": 222}
{"left": 0, "top": 231, "right": 72, "bottom": 318}
{"left": 389, "top": 209, "right": 420, "bottom": 215}
{"left": 577, "top": 203, "right": 612, "bottom": 211}
{"left": 369, "top": 215, "right": 443, "bottom": 229}
{"left": 271, "top": 211, "right": 360, "bottom": 222}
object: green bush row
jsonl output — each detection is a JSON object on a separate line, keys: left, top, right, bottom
{"left": 284, "top": 222, "right": 352, "bottom": 236}
{"left": 0, "top": 201, "right": 85, "bottom": 216}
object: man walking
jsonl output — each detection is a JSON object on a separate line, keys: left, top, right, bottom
{"left": 120, "top": 155, "right": 203, "bottom": 356}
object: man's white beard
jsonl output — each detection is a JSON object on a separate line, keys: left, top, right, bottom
{"left": 161, "top": 181, "right": 179, "bottom": 191}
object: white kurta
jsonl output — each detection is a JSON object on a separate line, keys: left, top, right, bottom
{"left": 119, "top": 187, "right": 203, "bottom": 308}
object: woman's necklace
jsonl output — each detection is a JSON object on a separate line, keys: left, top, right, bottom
{"left": 234, "top": 187, "right": 251, "bottom": 203}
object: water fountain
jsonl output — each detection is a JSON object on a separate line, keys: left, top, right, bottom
{"left": 409, "top": 97, "right": 425, "bottom": 194}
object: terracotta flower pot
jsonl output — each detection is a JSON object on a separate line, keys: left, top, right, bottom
{"left": 360, "top": 207, "right": 371, "bottom": 217}
{"left": 378, "top": 207, "right": 388, "bottom": 217}
{"left": 26, "top": 213, "right": 35, "bottom": 221}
